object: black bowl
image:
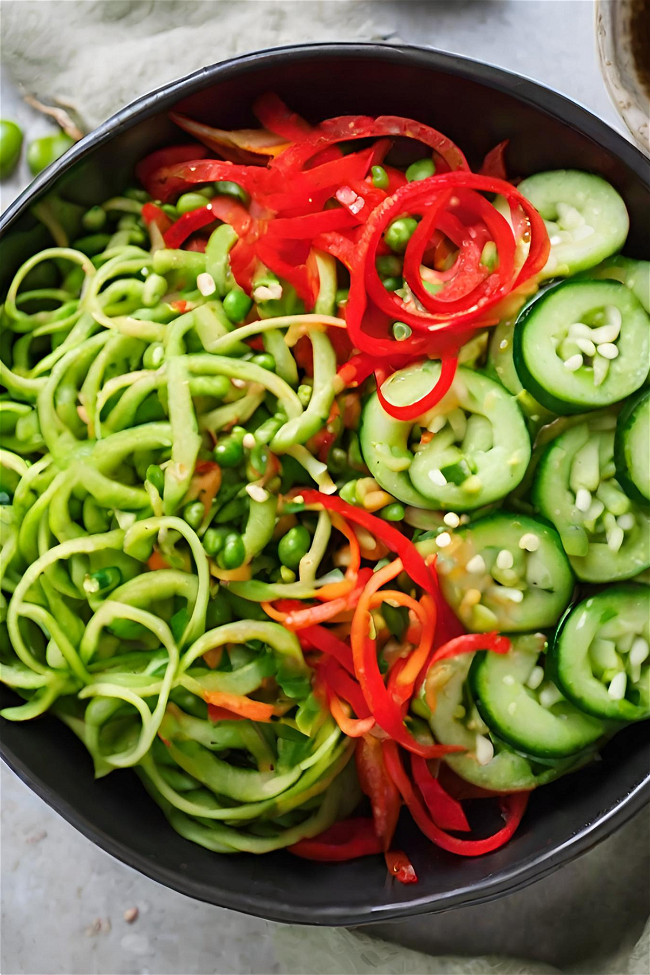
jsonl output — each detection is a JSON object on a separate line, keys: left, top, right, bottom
{"left": 1, "top": 43, "right": 648, "bottom": 926}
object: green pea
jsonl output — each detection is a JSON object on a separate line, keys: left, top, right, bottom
{"left": 125, "top": 188, "right": 150, "bottom": 203}
{"left": 383, "top": 276, "right": 402, "bottom": 292}
{"left": 376, "top": 255, "right": 403, "bottom": 277}
{"left": 143, "top": 342, "right": 164, "bottom": 369}
{"left": 214, "top": 180, "right": 250, "bottom": 205}
{"left": 214, "top": 436, "right": 244, "bottom": 468}
{"left": 370, "top": 165, "right": 389, "bottom": 190}
{"left": 392, "top": 321, "right": 412, "bottom": 341}
{"left": 335, "top": 288, "right": 349, "bottom": 308}
{"left": 0, "top": 120, "right": 23, "bottom": 179}
{"left": 183, "top": 501, "right": 205, "bottom": 530}
{"left": 218, "top": 533, "right": 246, "bottom": 569}
{"left": 297, "top": 384, "right": 313, "bottom": 407}
{"left": 177, "top": 192, "right": 212, "bottom": 215}
{"left": 379, "top": 502, "right": 406, "bottom": 522}
{"left": 406, "top": 157, "right": 436, "bottom": 182}
{"left": 81, "top": 205, "right": 107, "bottom": 232}
{"left": 142, "top": 273, "right": 167, "bottom": 307}
{"left": 385, "top": 217, "right": 418, "bottom": 253}
{"left": 83, "top": 567, "right": 122, "bottom": 595}
{"left": 146, "top": 464, "right": 165, "bottom": 495}
{"left": 206, "top": 590, "right": 232, "bottom": 627}
{"left": 27, "top": 131, "right": 74, "bottom": 176}
{"left": 278, "top": 525, "right": 311, "bottom": 569}
{"left": 250, "top": 353, "right": 276, "bottom": 371}
{"left": 207, "top": 374, "right": 232, "bottom": 401}
{"left": 223, "top": 287, "right": 253, "bottom": 323}
{"left": 203, "top": 526, "right": 229, "bottom": 557}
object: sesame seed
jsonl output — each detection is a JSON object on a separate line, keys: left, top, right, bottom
{"left": 436, "top": 532, "right": 452, "bottom": 548}
{"left": 246, "top": 484, "right": 269, "bottom": 503}
{"left": 242, "top": 433, "right": 256, "bottom": 449}
{"left": 196, "top": 272, "right": 216, "bottom": 296}
{"left": 231, "top": 378, "right": 247, "bottom": 388}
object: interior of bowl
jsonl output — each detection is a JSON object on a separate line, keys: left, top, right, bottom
{"left": 1, "top": 44, "right": 648, "bottom": 925}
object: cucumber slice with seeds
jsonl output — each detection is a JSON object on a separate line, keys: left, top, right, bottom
{"left": 586, "top": 254, "right": 650, "bottom": 313}
{"left": 469, "top": 633, "right": 605, "bottom": 758}
{"left": 517, "top": 170, "right": 629, "bottom": 278}
{"left": 614, "top": 388, "right": 650, "bottom": 503}
{"left": 533, "top": 418, "right": 650, "bottom": 582}
{"left": 360, "top": 362, "right": 531, "bottom": 511}
{"left": 414, "top": 652, "right": 594, "bottom": 792}
{"left": 513, "top": 279, "right": 650, "bottom": 414}
{"left": 416, "top": 512, "right": 574, "bottom": 632}
{"left": 551, "top": 587, "right": 650, "bottom": 721}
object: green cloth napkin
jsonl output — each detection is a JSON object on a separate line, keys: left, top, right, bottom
{"left": 2, "top": 2, "right": 648, "bottom": 972}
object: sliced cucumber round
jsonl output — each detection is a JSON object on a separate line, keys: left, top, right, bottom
{"left": 586, "top": 254, "right": 650, "bottom": 313}
{"left": 416, "top": 512, "right": 574, "bottom": 632}
{"left": 615, "top": 388, "right": 650, "bottom": 503}
{"left": 415, "top": 652, "right": 593, "bottom": 792}
{"left": 551, "top": 587, "right": 650, "bottom": 721}
{"left": 513, "top": 280, "right": 650, "bottom": 415}
{"left": 469, "top": 633, "right": 604, "bottom": 758}
{"left": 533, "top": 417, "right": 650, "bottom": 582}
{"left": 360, "top": 362, "right": 530, "bottom": 511}
{"left": 517, "top": 170, "right": 629, "bottom": 278}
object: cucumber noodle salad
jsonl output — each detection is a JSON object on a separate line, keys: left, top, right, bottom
{"left": 1, "top": 94, "right": 649, "bottom": 883}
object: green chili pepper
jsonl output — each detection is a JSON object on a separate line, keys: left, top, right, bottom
{"left": 0, "top": 120, "right": 23, "bottom": 179}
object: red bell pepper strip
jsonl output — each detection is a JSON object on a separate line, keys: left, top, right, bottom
{"left": 429, "top": 632, "right": 511, "bottom": 667}
{"left": 253, "top": 92, "right": 313, "bottom": 140}
{"left": 480, "top": 140, "right": 509, "bottom": 181}
{"left": 320, "top": 657, "right": 371, "bottom": 718}
{"left": 136, "top": 143, "right": 208, "bottom": 197}
{"left": 163, "top": 206, "right": 217, "bottom": 249}
{"left": 383, "top": 740, "right": 530, "bottom": 856}
{"left": 255, "top": 236, "right": 318, "bottom": 306}
{"left": 356, "top": 735, "right": 401, "bottom": 852}
{"left": 410, "top": 755, "right": 471, "bottom": 832}
{"left": 266, "top": 209, "right": 358, "bottom": 239}
{"left": 312, "top": 230, "right": 358, "bottom": 270}
{"left": 288, "top": 818, "right": 383, "bottom": 861}
{"left": 207, "top": 705, "right": 245, "bottom": 723}
{"left": 328, "top": 691, "right": 375, "bottom": 737}
{"left": 141, "top": 203, "right": 173, "bottom": 235}
{"left": 299, "top": 624, "right": 355, "bottom": 675}
{"left": 375, "top": 357, "right": 458, "bottom": 422}
{"left": 144, "top": 158, "right": 278, "bottom": 204}
{"left": 272, "top": 115, "right": 468, "bottom": 176}
{"left": 385, "top": 850, "right": 418, "bottom": 884}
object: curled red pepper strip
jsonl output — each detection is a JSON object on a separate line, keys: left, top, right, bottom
{"left": 136, "top": 143, "right": 208, "bottom": 197}
{"left": 410, "top": 755, "right": 471, "bottom": 832}
{"left": 266, "top": 209, "right": 358, "bottom": 239}
{"left": 312, "top": 230, "right": 358, "bottom": 270}
{"left": 299, "top": 625, "right": 355, "bottom": 675}
{"left": 385, "top": 850, "right": 418, "bottom": 884}
{"left": 383, "top": 740, "right": 530, "bottom": 856}
{"left": 322, "top": 658, "right": 372, "bottom": 719}
{"left": 163, "top": 205, "right": 216, "bottom": 249}
{"left": 272, "top": 114, "right": 469, "bottom": 176}
{"left": 252, "top": 92, "right": 313, "bottom": 141}
{"left": 375, "top": 357, "right": 458, "bottom": 422}
{"left": 429, "top": 632, "right": 511, "bottom": 667}
{"left": 288, "top": 818, "right": 383, "bottom": 861}
{"left": 480, "top": 140, "right": 509, "bottom": 181}
{"left": 141, "top": 202, "right": 173, "bottom": 236}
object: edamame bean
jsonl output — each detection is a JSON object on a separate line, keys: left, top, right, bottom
{"left": 214, "top": 434, "right": 245, "bottom": 468}
{"left": 223, "top": 288, "right": 253, "bottom": 323}
{"left": 146, "top": 464, "right": 165, "bottom": 495}
{"left": 177, "top": 192, "right": 212, "bottom": 214}
{"left": 371, "top": 165, "right": 389, "bottom": 190}
{"left": 214, "top": 180, "right": 249, "bottom": 205}
{"left": 217, "top": 532, "right": 246, "bottom": 569}
{"left": 406, "top": 157, "right": 435, "bottom": 181}
{"left": 376, "top": 255, "right": 403, "bottom": 277}
{"left": 183, "top": 501, "right": 205, "bottom": 530}
{"left": 379, "top": 502, "right": 406, "bottom": 521}
{"left": 27, "top": 131, "right": 74, "bottom": 175}
{"left": 203, "top": 526, "right": 228, "bottom": 557}
{"left": 384, "top": 217, "right": 418, "bottom": 253}
{"left": 278, "top": 525, "right": 311, "bottom": 569}
{"left": 250, "top": 353, "right": 276, "bottom": 371}
{"left": 0, "top": 120, "right": 23, "bottom": 178}
{"left": 81, "top": 205, "right": 107, "bottom": 232}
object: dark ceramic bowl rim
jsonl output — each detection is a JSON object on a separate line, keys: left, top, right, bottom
{"left": 1, "top": 42, "right": 649, "bottom": 925}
